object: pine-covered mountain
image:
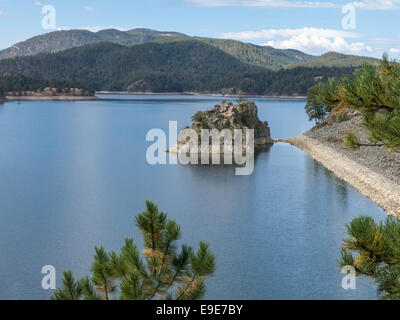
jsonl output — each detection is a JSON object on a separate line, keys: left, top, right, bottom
{"left": 153, "top": 36, "right": 314, "bottom": 70}
{"left": 261, "top": 46, "right": 315, "bottom": 66}
{"left": 292, "top": 51, "right": 379, "bottom": 68}
{"left": 0, "top": 28, "right": 378, "bottom": 70}
{"left": 0, "top": 39, "right": 356, "bottom": 96}
{"left": 0, "top": 28, "right": 188, "bottom": 60}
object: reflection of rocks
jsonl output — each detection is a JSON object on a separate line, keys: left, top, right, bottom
{"left": 169, "top": 101, "right": 273, "bottom": 154}
{"left": 169, "top": 143, "right": 272, "bottom": 167}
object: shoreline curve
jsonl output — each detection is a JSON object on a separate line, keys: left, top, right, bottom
{"left": 282, "top": 134, "right": 400, "bottom": 217}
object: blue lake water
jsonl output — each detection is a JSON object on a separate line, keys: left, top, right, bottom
{"left": 0, "top": 95, "right": 385, "bottom": 299}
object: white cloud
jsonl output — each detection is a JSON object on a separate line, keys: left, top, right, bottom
{"left": 188, "top": 0, "right": 400, "bottom": 9}
{"left": 221, "top": 28, "right": 360, "bottom": 40}
{"left": 265, "top": 37, "right": 372, "bottom": 55}
{"left": 84, "top": 6, "right": 97, "bottom": 12}
{"left": 0, "top": 10, "right": 5, "bottom": 16}
{"left": 220, "top": 28, "right": 373, "bottom": 55}
{"left": 390, "top": 48, "right": 400, "bottom": 53}
{"left": 187, "top": 0, "right": 339, "bottom": 8}
{"left": 34, "top": 1, "right": 42, "bottom": 6}
{"left": 353, "top": 0, "right": 400, "bottom": 10}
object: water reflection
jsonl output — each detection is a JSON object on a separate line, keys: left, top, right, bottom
{"left": 0, "top": 98, "right": 386, "bottom": 300}
{"left": 170, "top": 145, "right": 272, "bottom": 170}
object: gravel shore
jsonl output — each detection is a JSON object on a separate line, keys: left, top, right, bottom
{"left": 284, "top": 116, "right": 400, "bottom": 217}
{"left": 5, "top": 96, "right": 98, "bottom": 101}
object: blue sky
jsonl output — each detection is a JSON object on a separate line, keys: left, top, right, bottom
{"left": 0, "top": 0, "right": 399, "bottom": 58}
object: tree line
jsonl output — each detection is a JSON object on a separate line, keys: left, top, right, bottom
{"left": 0, "top": 75, "right": 94, "bottom": 97}
{"left": 0, "top": 40, "right": 356, "bottom": 96}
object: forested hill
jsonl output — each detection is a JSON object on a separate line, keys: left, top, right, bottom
{"left": 153, "top": 37, "right": 315, "bottom": 70}
{"left": 0, "top": 40, "right": 357, "bottom": 96}
{"left": 0, "top": 28, "right": 378, "bottom": 70}
{"left": 292, "top": 51, "right": 380, "bottom": 68}
{"left": 0, "top": 28, "right": 188, "bottom": 60}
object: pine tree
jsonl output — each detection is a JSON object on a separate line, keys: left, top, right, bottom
{"left": 51, "top": 201, "right": 216, "bottom": 300}
{"left": 51, "top": 271, "right": 83, "bottom": 300}
{"left": 305, "top": 84, "right": 331, "bottom": 124}
{"left": 316, "top": 54, "right": 400, "bottom": 152}
{"left": 343, "top": 131, "right": 383, "bottom": 151}
{"left": 343, "top": 131, "right": 361, "bottom": 151}
{"left": 339, "top": 215, "right": 400, "bottom": 300}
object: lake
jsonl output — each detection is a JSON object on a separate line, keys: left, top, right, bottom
{"left": 0, "top": 95, "right": 384, "bottom": 299}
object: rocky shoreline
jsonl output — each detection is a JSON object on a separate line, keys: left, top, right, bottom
{"left": 283, "top": 116, "right": 400, "bottom": 217}
{"left": 96, "top": 91, "right": 306, "bottom": 99}
{"left": 4, "top": 96, "right": 98, "bottom": 101}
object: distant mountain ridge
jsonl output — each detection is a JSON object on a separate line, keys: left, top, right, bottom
{"left": 153, "top": 36, "right": 315, "bottom": 70}
{"left": 0, "top": 28, "right": 378, "bottom": 70}
{"left": 0, "top": 28, "right": 188, "bottom": 60}
{"left": 0, "top": 39, "right": 357, "bottom": 96}
{"left": 0, "top": 28, "right": 381, "bottom": 96}
{"left": 292, "top": 51, "right": 380, "bottom": 68}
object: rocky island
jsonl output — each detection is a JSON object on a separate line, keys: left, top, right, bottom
{"left": 168, "top": 100, "right": 273, "bottom": 154}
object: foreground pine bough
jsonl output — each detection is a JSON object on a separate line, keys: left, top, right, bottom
{"left": 52, "top": 201, "right": 216, "bottom": 300}
{"left": 305, "top": 54, "right": 400, "bottom": 152}
{"left": 339, "top": 215, "right": 400, "bottom": 300}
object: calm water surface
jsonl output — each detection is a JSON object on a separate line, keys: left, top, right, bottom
{"left": 0, "top": 95, "right": 384, "bottom": 299}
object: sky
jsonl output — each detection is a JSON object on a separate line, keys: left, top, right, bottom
{"left": 0, "top": 0, "right": 399, "bottom": 58}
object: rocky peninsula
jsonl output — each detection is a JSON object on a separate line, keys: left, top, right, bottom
{"left": 283, "top": 115, "right": 400, "bottom": 217}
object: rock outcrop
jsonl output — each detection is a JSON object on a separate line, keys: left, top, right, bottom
{"left": 169, "top": 100, "right": 273, "bottom": 153}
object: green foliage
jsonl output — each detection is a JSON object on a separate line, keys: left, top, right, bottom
{"left": 176, "top": 38, "right": 314, "bottom": 69}
{"left": 294, "top": 51, "right": 379, "bottom": 68}
{"left": 51, "top": 271, "right": 83, "bottom": 300}
{"left": 363, "top": 111, "right": 400, "bottom": 152}
{"left": 316, "top": 54, "right": 400, "bottom": 151}
{"left": 1, "top": 28, "right": 367, "bottom": 70}
{"left": 0, "top": 40, "right": 357, "bottom": 96}
{"left": 339, "top": 215, "right": 400, "bottom": 300}
{"left": 51, "top": 201, "right": 216, "bottom": 300}
{"left": 316, "top": 57, "right": 398, "bottom": 113}
{"left": 343, "top": 131, "right": 361, "bottom": 151}
{"left": 262, "top": 46, "right": 314, "bottom": 66}
{"left": 194, "top": 38, "right": 281, "bottom": 70}
{"left": 305, "top": 84, "right": 331, "bottom": 123}
{"left": 0, "top": 75, "right": 93, "bottom": 96}
{"left": 90, "top": 246, "right": 116, "bottom": 299}
{"left": 191, "top": 111, "right": 205, "bottom": 123}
